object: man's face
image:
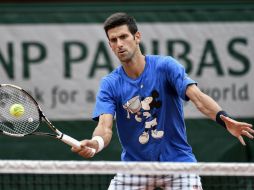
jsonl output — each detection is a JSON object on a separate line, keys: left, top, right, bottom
{"left": 107, "top": 25, "right": 141, "bottom": 63}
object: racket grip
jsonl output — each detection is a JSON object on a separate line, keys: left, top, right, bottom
{"left": 60, "top": 134, "right": 96, "bottom": 154}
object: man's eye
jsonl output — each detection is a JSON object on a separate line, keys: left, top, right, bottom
{"left": 120, "top": 35, "right": 128, "bottom": 39}
{"left": 110, "top": 38, "right": 117, "bottom": 43}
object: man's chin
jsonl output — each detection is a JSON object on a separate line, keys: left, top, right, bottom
{"left": 118, "top": 56, "right": 130, "bottom": 62}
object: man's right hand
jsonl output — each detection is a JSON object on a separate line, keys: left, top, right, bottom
{"left": 71, "top": 139, "right": 99, "bottom": 158}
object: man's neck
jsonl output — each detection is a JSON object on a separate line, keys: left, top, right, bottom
{"left": 122, "top": 55, "right": 146, "bottom": 79}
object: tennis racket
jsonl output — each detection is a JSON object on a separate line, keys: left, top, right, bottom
{"left": 0, "top": 84, "right": 95, "bottom": 153}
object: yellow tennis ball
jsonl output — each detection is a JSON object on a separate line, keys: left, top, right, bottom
{"left": 9, "top": 104, "right": 25, "bottom": 117}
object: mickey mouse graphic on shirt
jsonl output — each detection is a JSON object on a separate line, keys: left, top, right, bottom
{"left": 123, "top": 90, "right": 164, "bottom": 144}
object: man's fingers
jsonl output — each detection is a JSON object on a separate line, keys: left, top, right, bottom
{"left": 241, "top": 123, "right": 253, "bottom": 128}
{"left": 242, "top": 130, "right": 254, "bottom": 139}
{"left": 245, "top": 127, "right": 254, "bottom": 134}
{"left": 238, "top": 136, "right": 246, "bottom": 146}
{"left": 78, "top": 146, "right": 95, "bottom": 158}
{"left": 71, "top": 139, "right": 97, "bottom": 158}
{"left": 82, "top": 144, "right": 96, "bottom": 157}
{"left": 71, "top": 146, "right": 81, "bottom": 153}
{"left": 71, "top": 140, "right": 89, "bottom": 153}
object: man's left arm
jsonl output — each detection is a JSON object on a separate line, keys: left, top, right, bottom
{"left": 186, "top": 84, "right": 254, "bottom": 145}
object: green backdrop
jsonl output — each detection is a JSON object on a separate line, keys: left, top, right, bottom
{"left": 0, "top": 118, "right": 253, "bottom": 162}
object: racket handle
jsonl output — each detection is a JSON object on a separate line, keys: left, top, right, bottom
{"left": 60, "top": 134, "right": 96, "bottom": 154}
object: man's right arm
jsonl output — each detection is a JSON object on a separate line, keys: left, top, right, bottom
{"left": 72, "top": 113, "right": 113, "bottom": 158}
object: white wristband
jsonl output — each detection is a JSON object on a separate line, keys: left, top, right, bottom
{"left": 92, "top": 136, "right": 104, "bottom": 153}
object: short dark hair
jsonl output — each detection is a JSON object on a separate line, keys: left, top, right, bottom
{"left": 104, "top": 12, "right": 138, "bottom": 38}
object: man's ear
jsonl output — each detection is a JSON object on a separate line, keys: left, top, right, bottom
{"left": 135, "top": 31, "right": 141, "bottom": 44}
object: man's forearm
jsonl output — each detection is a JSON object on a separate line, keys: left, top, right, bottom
{"left": 92, "top": 114, "right": 113, "bottom": 149}
{"left": 197, "top": 93, "right": 222, "bottom": 120}
{"left": 92, "top": 124, "right": 113, "bottom": 148}
{"left": 187, "top": 85, "right": 222, "bottom": 120}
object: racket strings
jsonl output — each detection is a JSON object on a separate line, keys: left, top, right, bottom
{"left": 0, "top": 86, "right": 40, "bottom": 135}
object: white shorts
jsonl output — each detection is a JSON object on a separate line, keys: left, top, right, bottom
{"left": 108, "top": 174, "right": 202, "bottom": 190}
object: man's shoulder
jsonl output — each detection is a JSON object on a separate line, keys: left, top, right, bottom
{"left": 147, "top": 55, "right": 178, "bottom": 71}
{"left": 147, "top": 55, "right": 176, "bottom": 65}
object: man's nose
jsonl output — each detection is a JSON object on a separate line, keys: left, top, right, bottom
{"left": 117, "top": 39, "right": 124, "bottom": 47}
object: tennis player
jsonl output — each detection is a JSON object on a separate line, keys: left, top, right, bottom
{"left": 72, "top": 12, "right": 254, "bottom": 190}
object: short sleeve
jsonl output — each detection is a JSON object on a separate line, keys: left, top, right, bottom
{"left": 165, "top": 57, "right": 197, "bottom": 101}
{"left": 92, "top": 78, "right": 116, "bottom": 121}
